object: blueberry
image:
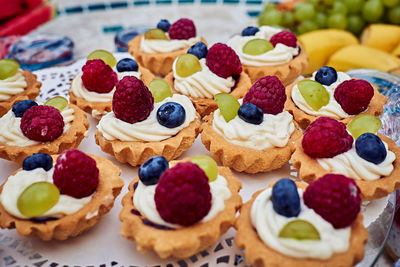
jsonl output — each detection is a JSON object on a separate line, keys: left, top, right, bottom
{"left": 12, "top": 100, "right": 37, "bottom": 117}
{"left": 315, "top": 66, "right": 337, "bottom": 86}
{"left": 22, "top": 153, "right": 53, "bottom": 171}
{"left": 271, "top": 179, "right": 300, "bottom": 217}
{"left": 187, "top": 42, "right": 208, "bottom": 59}
{"left": 116, "top": 58, "right": 139, "bottom": 72}
{"left": 356, "top": 133, "right": 387, "bottom": 164}
{"left": 157, "top": 102, "right": 186, "bottom": 128}
{"left": 241, "top": 26, "right": 259, "bottom": 36}
{"left": 157, "top": 19, "right": 171, "bottom": 32}
{"left": 238, "top": 103, "right": 263, "bottom": 125}
{"left": 139, "top": 156, "right": 169, "bottom": 185}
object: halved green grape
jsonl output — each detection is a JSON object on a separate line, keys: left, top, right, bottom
{"left": 242, "top": 39, "right": 273, "bottom": 56}
{"left": 190, "top": 155, "right": 218, "bottom": 182}
{"left": 258, "top": 9, "right": 283, "bottom": 26}
{"left": 149, "top": 79, "right": 173, "bottom": 103}
{"left": 17, "top": 182, "right": 60, "bottom": 218}
{"left": 214, "top": 93, "right": 240, "bottom": 122}
{"left": 327, "top": 13, "right": 347, "bottom": 29}
{"left": 294, "top": 3, "right": 316, "bottom": 21}
{"left": 175, "top": 54, "right": 202, "bottom": 78}
{"left": 0, "top": 59, "right": 20, "bottom": 80}
{"left": 279, "top": 219, "right": 320, "bottom": 240}
{"left": 87, "top": 49, "right": 117, "bottom": 67}
{"left": 362, "top": 0, "right": 384, "bottom": 23}
{"left": 347, "top": 114, "right": 382, "bottom": 139}
{"left": 298, "top": 80, "right": 329, "bottom": 111}
{"left": 44, "top": 96, "right": 68, "bottom": 111}
{"left": 144, "top": 28, "right": 168, "bottom": 40}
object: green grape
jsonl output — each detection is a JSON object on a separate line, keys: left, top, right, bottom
{"left": 294, "top": 3, "right": 316, "bottom": 21}
{"left": 329, "top": 1, "right": 348, "bottom": 15}
{"left": 175, "top": 54, "right": 202, "bottom": 78}
{"left": 279, "top": 219, "right": 321, "bottom": 240}
{"left": 190, "top": 155, "right": 218, "bottom": 182}
{"left": 327, "top": 13, "right": 347, "bottom": 29}
{"left": 144, "top": 28, "right": 168, "bottom": 40}
{"left": 149, "top": 79, "right": 172, "bottom": 102}
{"left": 242, "top": 39, "right": 273, "bottom": 56}
{"left": 214, "top": 93, "right": 240, "bottom": 122}
{"left": 17, "top": 182, "right": 60, "bottom": 218}
{"left": 297, "top": 20, "right": 318, "bottom": 35}
{"left": 44, "top": 96, "right": 68, "bottom": 111}
{"left": 263, "top": 2, "right": 276, "bottom": 12}
{"left": 282, "top": 11, "right": 295, "bottom": 27}
{"left": 315, "top": 12, "right": 328, "bottom": 28}
{"left": 344, "top": 0, "right": 365, "bottom": 13}
{"left": 322, "top": 0, "right": 335, "bottom": 5}
{"left": 308, "top": 0, "right": 320, "bottom": 7}
{"left": 362, "top": 0, "right": 384, "bottom": 22}
{"left": 298, "top": 80, "right": 329, "bottom": 111}
{"left": 0, "top": 59, "right": 20, "bottom": 80}
{"left": 346, "top": 114, "right": 381, "bottom": 139}
{"left": 258, "top": 9, "right": 283, "bottom": 26}
{"left": 382, "top": 0, "right": 399, "bottom": 7}
{"left": 87, "top": 49, "right": 117, "bottom": 67}
{"left": 346, "top": 15, "right": 366, "bottom": 35}
{"left": 388, "top": 5, "right": 400, "bottom": 24}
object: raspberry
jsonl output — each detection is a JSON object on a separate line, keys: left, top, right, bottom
{"left": 20, "top": 105, "right": 64, "bottom": 142}
{"left": 243, "top": 76, "right": 286, "bottom": 114}
{"left": 53, "top": 149, "right": 99, "bottom": 199}
{"left": 112, "top": 76, "right": 154, "bottom": 123}
{"left": 270, "top": 30, "right": 297, "bottom": 48}
{"left": 154, "top": 162, "right": 212, "bottom": 226}
{"left": 168, "top": 18, "right": 196, "bottom": 40}
{"left": 334, "top": 79, "right": 374, "bottom": 115}
{"left": 206, "top": 43, "right": 242, "bottom": 78}
{"left": 303, "top": 174, "right": 361, "bottom": 229}
{"left": 81, "top": 59, "right": 118, "bottom": 93}
{"left": 302, "top": 117, "right": 353, "bottom": 158}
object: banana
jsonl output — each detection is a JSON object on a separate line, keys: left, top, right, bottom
{"left": 393, "top": 42, "right": 400, "bottom": 58}
{"left": 298, "top": 29, "right": 358, "bottom": 75}
{"left": 360, "top": 24, "right": 400, "bottom": 53}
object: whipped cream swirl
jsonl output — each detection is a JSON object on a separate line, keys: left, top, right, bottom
{"left": 0, "top": 70, "right": 27, "bottom": 101}
{"left": 140, "top": 35, "right": 201, "bottom": 53}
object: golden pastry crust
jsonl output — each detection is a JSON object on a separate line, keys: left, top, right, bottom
{"left": 201, "top": 113, "right": 302, "bottom": 173}
{"left": 0, "top": 154, "right": 123, "bottom": 240}
{"left": 235, "top": 183, "right": 368, "bottom": 267}
{"left": 243, "top": 44, "right": 309, "bottom": 85}
{"left": 69, "top": 66, "right": 155, "bottom": 119}
{"left": 291, "top": 133, "right": 400, "bottom": 201}
{"left": 95, "top": 115, "right": 201, "bottom": 166}
{"left": 0, "top": 71, "right": 41, "bottom": 117}
{"left": 119, "top": 164, "right": 242, "bottom": 259}
{"left": 0, "top": 104, "right": 89, "bottom": 165}
{"left": 165, "top": 72, "right": 252, "bottom": 117}
{"left": 129, "top": 35, "right": 207, "bottom": 77}
{"left": 285, "top": 78, "right": 387, "bottom": 129}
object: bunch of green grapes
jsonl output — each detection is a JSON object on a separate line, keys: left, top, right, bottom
{"left": 258, "top": 0, "right": 400, "bottom": 36}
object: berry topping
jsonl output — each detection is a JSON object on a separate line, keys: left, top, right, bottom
{"left": 242, "top": 39, "right": 273, "bottom": 56}
{"left": 356, "top": 133, "right": 387, "bottom": 164}
{"left": 168, "top": 18, "right": 196, "bottom": 40}
{"left": 315, "top": 66, "right": 337, "bottom": 86}
{"left": 22, "top": 153, "right": 53, "bottom": 171}
{"left": 81, "top": 59, "right": 118, "bottom": 93}
{"left": 214, "top": 93, "right": 240, "bottom": 122}
{"left": 243, "top": 76, "right": 286, "bottom": 115}
{"left": 112, "top": 76, "right": 154, "bottom": 124}
{"left": 298, "top": 80, "right": 330, "bottom": 111}
{"left": 12, "top": 100, "right": 38, "bottom": 117}
{"left": 20, "top": 105, "right": 64, "bottom": 142}
{"left": 238, "top": 103, "right": 263, "bottom": 125}
{"left": 270, "top": 30, "right": 298, "bottom": 48}
{"left": 302, "top": 117, "right": 353, "bottom": 158}
{"left": 0, "top": 59, "right": 19, "bottom": 80}
{"left": 187, "top": 42, "right": 208, "bottom": 59}
{"left": 157, "top": 102, "right": 186, "bottom": 128}
{"left": 271, "top": 179, "right": 300, "bottom": 218}
{"left": 149, "top": 79, "right": 173, "bottom": 103}
{"left": 279, "top": 219, "right": 320, "bottom": 240}
{"left": 206, "top": 43, "right": 242, "bottom": 78}
{"left": 347, "top": 114, "right": 382, "bottom": 139}
{"left": 53, "top": 149, "right": 99, "bottom": 199}
{"left": 116, "top": 58, "right": 139, "bottom": 72}
{"left": 157, "top": 19, "right": 171, "bottom": 32}
{"left": 190, "top": 155, "right": 218, "bottom": 182}
{"left": 155, "top": 162, "right": 212, "bottom": 226}
{"left": 87, "top": 49, "right": 117, "bottom": 67}
{"left": 241, "top": 26, "right": 259, "bottom": 36}
{"left": 334, "top": 79, "right": 374, "bottom": 115}
{"left": 304, "top": 174, "right": 361, "bottom": 229}
{"left": 139, "top": 156, "right": 169, "bottom": 186}
{"left": 144, "top": 28, "right": 168, "bottom": 40}
{"left": 44, "top": 96, "right": 68, "bottom": 112}
{"left": 175, "top": 54, "right": 202, "bottom": 78}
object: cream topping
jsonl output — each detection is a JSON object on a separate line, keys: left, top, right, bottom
{"left": 0, "top": 70, "right": 27, "bottom": 101}
{"left": 140, "top": 35, "right": 201, "bottom": 53}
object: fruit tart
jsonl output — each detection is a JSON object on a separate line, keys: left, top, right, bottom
{"left": 227, "top": 26, "right": 308, "bottom": 85}
{"left": 235, "top": 176, "right": 368, "bottom": 267}
{"left": 286, "top": 66, "right": 386, "bottom": 129}
{"left": 69, "top": 50, "right": 154, "bottom": 119}
{"left": 201, "top": 76, "right": 301, "bottom": 173}
{"left": 119, "top": 155, "right": 242, "bottom": 258}
{"left": 291, "top": 116, "right": 400, "bottom": 201}
{"left": 0, "top": 150, "right": 123, "bottom": 240}
{"left": 0, "top": 59, "right": 41, "bottom": 117}
{"left": 0, "top": 97, "right": 89, "bottom": 164}
{"left": 95, "top": 76, "right": 201, "bottom": 166}
{"left": 164, "top": 42, "right": 252, "bottom": 117}
{"left": 129, "top": 18, "right": 206, "bottom": 77}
